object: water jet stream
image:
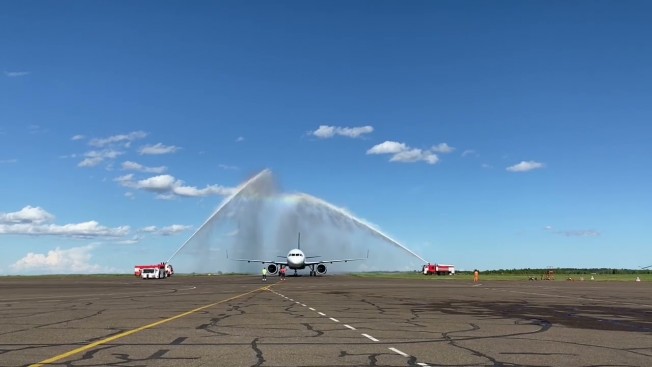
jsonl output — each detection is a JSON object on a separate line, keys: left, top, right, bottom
{"left": 167, "top": 169, "right": 428, "bottom": 271}
{"left": 166, "top": 169, "right": 272, "bottom": 263}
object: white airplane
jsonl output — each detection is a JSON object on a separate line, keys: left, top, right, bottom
{"left": 229, "top": 232, "right": 367, "bottom": 276}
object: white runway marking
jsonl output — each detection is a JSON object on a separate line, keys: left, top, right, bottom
{"left": 309, "top": 307, "right": 316, "bottom": 311}
{"left": 344, "top": 324, "right": 356, "bottom": 330}
{"left": 389, "top": 347, "right": 409, "bottom": 357}
{"left": 417, "top": 363, "right": 432, "bottom": 367}
{"left": 301, "top": 304, "right": 307, "bottom": 307}
{"left": 318, "top": 312, "right": 326, "bottom": 316}
{"left": 329, "top": 317, "right": 339, "bottom": 322}
{"left": 361, "top": 333, "right": 379, "bottom": 342}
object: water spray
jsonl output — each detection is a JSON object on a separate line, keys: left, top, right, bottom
{"left": 290, "top": 192, "right": 429, "bottom": 263}
{"left": 166, "top": 169, "right": 272, "bottom": 263}
{"left": 166, "top": 168, "right": 429, "bottom": 270}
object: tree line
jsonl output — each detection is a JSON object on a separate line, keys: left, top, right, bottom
{"left": 459, "top": 268, "right": 652, "bottom": 275}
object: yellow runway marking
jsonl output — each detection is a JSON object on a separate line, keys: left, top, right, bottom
{"left": 30, "top": 284, "right": 274, "bottom": 367}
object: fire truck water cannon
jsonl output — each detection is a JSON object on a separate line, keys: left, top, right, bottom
{"left": 134, "top": 262, "right": 174, "bottom": 279}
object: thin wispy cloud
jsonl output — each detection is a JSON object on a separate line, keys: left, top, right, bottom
{"left": 545, "top": 226, "right": 600, "bottom": 237}
{"left": 430, "top": 143, "right": 455, "bottom": 154}
{"left": 366, "top": 140, "right": 453, "bottom": 165}
{"left": 506, "top": 160, "right": 545, "bottom": 172}
{"left": 312, "top": 125, "right": 374, "bottom": 139}
{"left": 121, "top": 161, "right": 167, "bottom": 174}
{"left": 236, "top": 136, "right": 245, "bottom": 142}
{"left": 71, "top": 134, "right": 85, "bottom": 141}
{"left": 139, "top": 143, "right": 180, "bottom": 155}
{"left": 89, "top": 131, "right": 148, "bottom": 148}
{"left": 0, "top": 159, "right": 17, "bottom": 164}
{"left": 28, "top": 125, "right": 48, "bottom": 134}
{"left": 218, "top": 164, "right": 238, "bottom": 170}
{"left": 4, "top": 71, "right": 30, "bottom": 77}
{"left": 78, "top": 149, "right": 124, "bottom": 168}
{"left": 461, "top": 149, "right": 476, "bottom": 157}
{"left": 115, "top": 174, "right": 237, "bottom": 199}
{"left": 140, "top": 224, "right": 192, "bottom": 236}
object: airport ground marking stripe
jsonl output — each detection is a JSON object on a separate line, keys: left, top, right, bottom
{"left": 344, "top": 324, "right": 356, "bottom": 330}
{"left": 318, "top": 312, "right": 326, "bottom": 316}
{"left": 29, "top": 284, "right": 274, "bottom": 367}
{"left": 388, "top": 347, "right": 409, "bottom": 357}
{"left": 361, "top": 333, "right": 379, "bottom": 342}
{"left": 309, "top": 307, "right": 316, "bottom": 311}
{"left": 329, "top": 317, "right": 340, "bottom": 322}
{"left": 417, "top": 363, "right": 431, "bottom": 367}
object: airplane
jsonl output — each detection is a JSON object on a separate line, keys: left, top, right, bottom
{"left": 228, "top": 232, "right": 368, "bottom": 276}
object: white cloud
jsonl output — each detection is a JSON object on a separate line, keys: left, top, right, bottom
{"left": 366, "top": 141, "right": 408, "bottom": 154}
{"left": 116, "top": 174, "right": 237, "bottom": 198}
{"left": 0, "top": 221, "right": 130, "bottom": 238}
{"left": 121, "top": 161, "right": 167, "bottom": 174}
{"left": 71, "top": 134, "right": 85, "bottom": 141}
{"left": 116, "top": 235, "right": 142, "bottom": 244}
{"left": 139, "top": 143, "right": 180, "bottom": 155}
{"left": 140, "top": 224, "right": 192, "bottom": 236}
{"left": 0, "top": 206, "right": 54, "bottom": 224}
{"left": 0, "top": 206, "right": 128, "bottom": 238}
{"left": 430, "top": 143, "right": 455, "bottom": 154}
{"left": 89, "top": 131, "right": 148, "bottom": 148}
{"left": 506, "top": 160, "right": 545, "bottom": 172}
{"left": 11, "top": 245, "right": 114, "bottom": 274}
{"left": 367, "top": 141, "right": 440, "bottom": 165}
{"left": 4, "top": 71, "right": 30, "bottom": 77}
{"left": 236, "top": 136, "right": 245, "bottom": 142}
{"left": 390, "top": 148, "right": 439, "bottom": 164}
{"left": 78, "top": 149, "right": 124, "bottom": 168}
{"left": 173, "top": 184, "right": 233, "bottom": 197}
{"left": 312, "top": 125, "right": 374, "bottom": 139}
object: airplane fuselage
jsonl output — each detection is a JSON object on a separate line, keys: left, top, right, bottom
{"left": 286, "top": 248, "right": 306, "bottom": 269}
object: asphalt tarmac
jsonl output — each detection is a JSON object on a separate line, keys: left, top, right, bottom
{"left": 0, "top": 275, "right": 651, "bottom": 367}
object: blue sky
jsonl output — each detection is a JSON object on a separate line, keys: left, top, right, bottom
{"left": 1, "top": 1, "right": 651, "bottom": 274}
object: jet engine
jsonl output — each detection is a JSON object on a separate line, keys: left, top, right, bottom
{"left": 316, "top": 264, "right": 327, "bottom": 275}
{"left": 267, "top": 264, "right": 278, "bottom": 276}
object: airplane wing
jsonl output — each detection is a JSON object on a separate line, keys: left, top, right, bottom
{"left": 226, "top": 251, "right": 287, "bottom": 266}
{"left": 230, "top": 258, "right": 288, "bottom": 266}
{"left": 304, "top": 257, "right": 366, "bottom": 265}
{"left": 304, "top": 251, "right": 369, "bottom": 265}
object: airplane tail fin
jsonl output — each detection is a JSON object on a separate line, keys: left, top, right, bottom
{"left": 297, "top": 232, "right": 301, "bottom": 249}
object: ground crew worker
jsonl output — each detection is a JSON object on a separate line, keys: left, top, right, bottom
{"left": 280, "top": 267, "right": 286, "bottom": 280}
{"left": 262, "top": 267, "right": 267, "bottom": 281}
{"left": 473, "top": 269, "right": 479, "bottom": 282}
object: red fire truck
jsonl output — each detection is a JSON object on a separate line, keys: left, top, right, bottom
{"left": 134, "top": 262, "right": 174, "bottom": 279}
{"left": 422, "top": 263, "right": 455, "bottom": 275}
